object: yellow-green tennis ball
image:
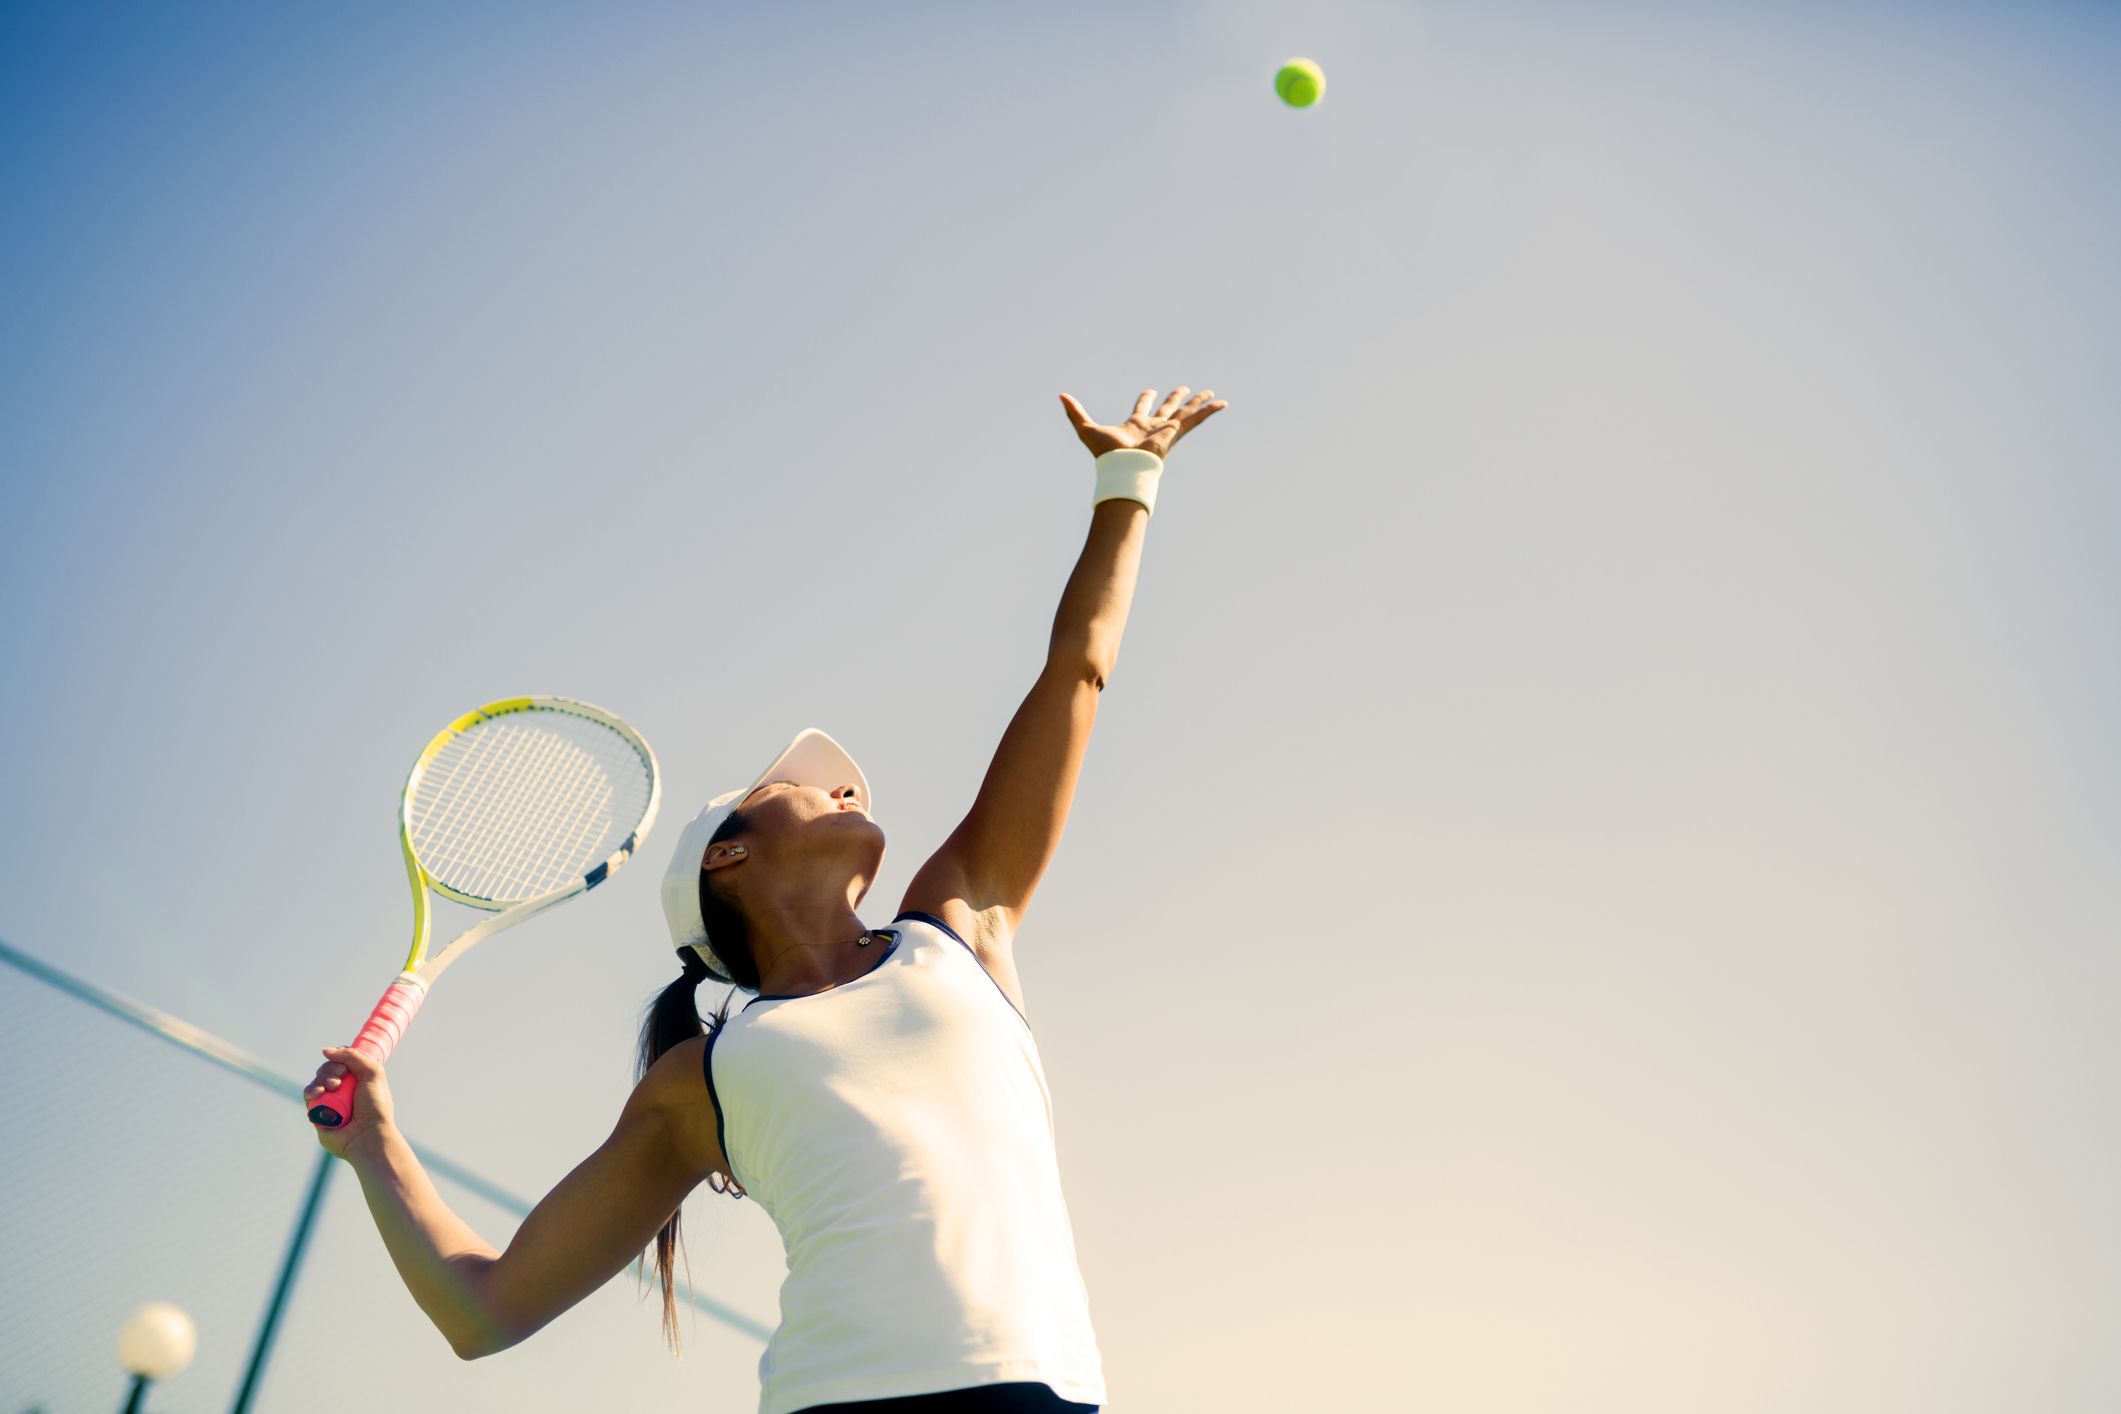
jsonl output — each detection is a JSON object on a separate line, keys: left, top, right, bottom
{"left": 1275, "top": 58, "right": 1325, "bottom": 109}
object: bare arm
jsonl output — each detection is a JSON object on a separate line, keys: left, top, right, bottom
{"left": 340, "top": 1123, "right": 506, "bottom": 1358}
{"left": 317, "top": 1038, "right": 720, "bottom": 1359}
{"left": 1055, "top": 499, "right": 1151, "bottom": 685}
{"left": 919, "top": 502, "right": 1141, "bottom": 942}
{"left": 903, "top": 386, "right": 1226, "bottom": 937}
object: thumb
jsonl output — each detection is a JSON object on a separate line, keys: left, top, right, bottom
{"left": 323, "top": 1045, "right": 381, "bottom": 1080}
{"left": 1058, "top": 393, "right": 1091, "bottom": 430}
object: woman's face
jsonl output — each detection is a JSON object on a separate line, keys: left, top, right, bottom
{"left": 726, "top": 778, "right": 884, "bottom": 871}
{"left": 701, "top": 776, "right": 884, "bottom": 895}
{"left": 741, "top": 778, "right": 869, "bottom": 822}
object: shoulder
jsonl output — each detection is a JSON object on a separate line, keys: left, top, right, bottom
{"left": 642, "top": 1032, "right": 710, "bottom": 1093}
{"left": 633, "top": 1032, "right": 737, "bottom": 1187}
{"left": 892, "top": 900, "right": 1029, "bottom": 1021}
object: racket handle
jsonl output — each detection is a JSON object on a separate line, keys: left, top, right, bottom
{"left": 309, "top": 974, "right": 427, "bottom": 1129}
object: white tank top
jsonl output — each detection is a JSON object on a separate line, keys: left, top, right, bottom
{"left": 704, "top": 911, "right": 1106, "bottom": 1414}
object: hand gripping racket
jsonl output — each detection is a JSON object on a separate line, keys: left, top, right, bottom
{"left": 308, "top": 695, "right": 661, "bottom": 1128}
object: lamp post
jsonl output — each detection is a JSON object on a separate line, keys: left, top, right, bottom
{"left": 116, "top": 1302, "right": 196, "bottom": 1413}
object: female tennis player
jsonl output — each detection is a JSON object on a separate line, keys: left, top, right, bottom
{"left": 305, "top": 385, "right": 1225, "bottom": 1412}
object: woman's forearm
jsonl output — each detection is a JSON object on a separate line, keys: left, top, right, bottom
{"left": 1050, "top": 498, "right": 1149, "bottom": 682}
{"left": 345, "top": 1123, "right": 503, "bottom": 1358}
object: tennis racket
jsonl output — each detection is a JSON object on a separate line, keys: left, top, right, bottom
{"left": 308, "top": 695, "right": 662, "bottom": 1129}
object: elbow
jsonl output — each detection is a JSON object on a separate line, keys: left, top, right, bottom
{"left": 453, "top": 1334, "right": 510, "bottom": 1363}
{"left": 1083, "top": 639, "right": 1117, "bottom": 690}
{"left": 446, "top": 1256, "right": 523, "bottom": 1360}
{"left": 1051, "top": 653, "right": 1111, "bottom": 692}
{"left": 452, "top": 1314, "right": 521, "bottom": 1362}
{"left": 1048, "top": 633, "right": 1114, "bottom": 690}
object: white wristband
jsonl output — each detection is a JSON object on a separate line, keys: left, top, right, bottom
{"left": 1092, "top": 448, "right": 1163, "bottom": 516}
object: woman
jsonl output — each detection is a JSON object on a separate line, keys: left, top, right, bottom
{"left": 304, "top": 385, "right": 1227, "bottom": 1413}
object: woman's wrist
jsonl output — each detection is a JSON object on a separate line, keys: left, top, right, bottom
{"left": 1092, "top": 448, "right": 1163, "bottom": 516}
{"left": 344, "top": 1120, "right": 405, "bottom": 1171}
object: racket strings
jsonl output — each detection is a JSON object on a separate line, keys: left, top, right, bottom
{"left": 413, "top": 723, "right": 548, "bottom": 896}
{"left": 418, "top": 722, "right": 648, "bottom": 901}
{"left": 416, "top": 715, "right": 521, "bottom": 864}
{"left": 482, "top": 726, "right": 621, "bottom": 895}
{"left": 449, "top": 723, "right": 582, "bottom": 890}
{"left": 417, "top": 717, "right": 552, "bottom": 884}
{"left": 409, "top": 710, "right": 653, "bottom": 903}
{"left": 422, "top": 718, "right": 650, "bottom": 897}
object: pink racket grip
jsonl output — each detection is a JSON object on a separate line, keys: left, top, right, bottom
{"left": 309, "top": 975, "right": 427, "bottom": 1129}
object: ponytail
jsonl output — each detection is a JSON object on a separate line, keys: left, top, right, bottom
{"left": 634, "top": 807, "right": 760, "bottom": 1354}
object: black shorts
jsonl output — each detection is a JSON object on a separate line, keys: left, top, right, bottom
{"left": 794, "top": 1380, "right": 1098, "bottom": 1413}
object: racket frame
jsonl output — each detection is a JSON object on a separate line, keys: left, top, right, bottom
{"left": 398, "top": 695, "right": 662, "bottom": 988}
{"left": 308, "top": 694, "right": 661, "bottom": 1129}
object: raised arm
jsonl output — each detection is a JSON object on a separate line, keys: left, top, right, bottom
{"left": 310, "top": 1035, "right": 724, "bottom": 1359}
{"left": 901, "top": 386, "right": 1226, "bottom": 946}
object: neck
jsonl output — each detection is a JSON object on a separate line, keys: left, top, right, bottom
{"left": 747, "top": 896, "right": 878, "bottom": 996}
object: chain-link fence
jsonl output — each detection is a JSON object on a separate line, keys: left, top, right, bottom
{"left": 0, "top": 936, "right": 768, "bottom": 1414}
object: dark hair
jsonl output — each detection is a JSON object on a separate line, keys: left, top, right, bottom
{"left": 696, "top": 808, "right": 764, "bottom": 993}
{"left": 633, "top": 805, "right": 759, "bottom": 1354}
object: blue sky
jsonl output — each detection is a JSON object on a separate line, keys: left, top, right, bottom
{"left": 3, "top": 1, "right": 2118, "bottom": 1409}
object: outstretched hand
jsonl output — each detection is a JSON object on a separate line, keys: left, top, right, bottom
{"left": 1059, "top": 386, "right": 1227, "bottom": 461}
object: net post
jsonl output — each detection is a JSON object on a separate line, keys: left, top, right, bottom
{"left": 230, "top": 1147, "right": 335, "bottom": 1414}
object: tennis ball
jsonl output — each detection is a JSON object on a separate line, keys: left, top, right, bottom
{"left": 1275, "top": 58, "right": 1325, "bottom": 109}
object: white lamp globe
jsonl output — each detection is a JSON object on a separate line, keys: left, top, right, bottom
{"left": 117, "top": 1302, "right": 197, "bottom": 1381}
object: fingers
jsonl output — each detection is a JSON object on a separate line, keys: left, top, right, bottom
{"left": 1075, "top": 385, "right": 1227, "bottom": 449}
{"left": 321, "top": 1044, "right": 381, "bottom": 1081}
{"left": 1146, "top": 386, "right": 1224, "bottom": 427}
{"left": 304, "top": 1053, "right": 347, "bottom": 1102}
{"left": 1178, "top": 390, "right": 1226, "bottom": 428}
